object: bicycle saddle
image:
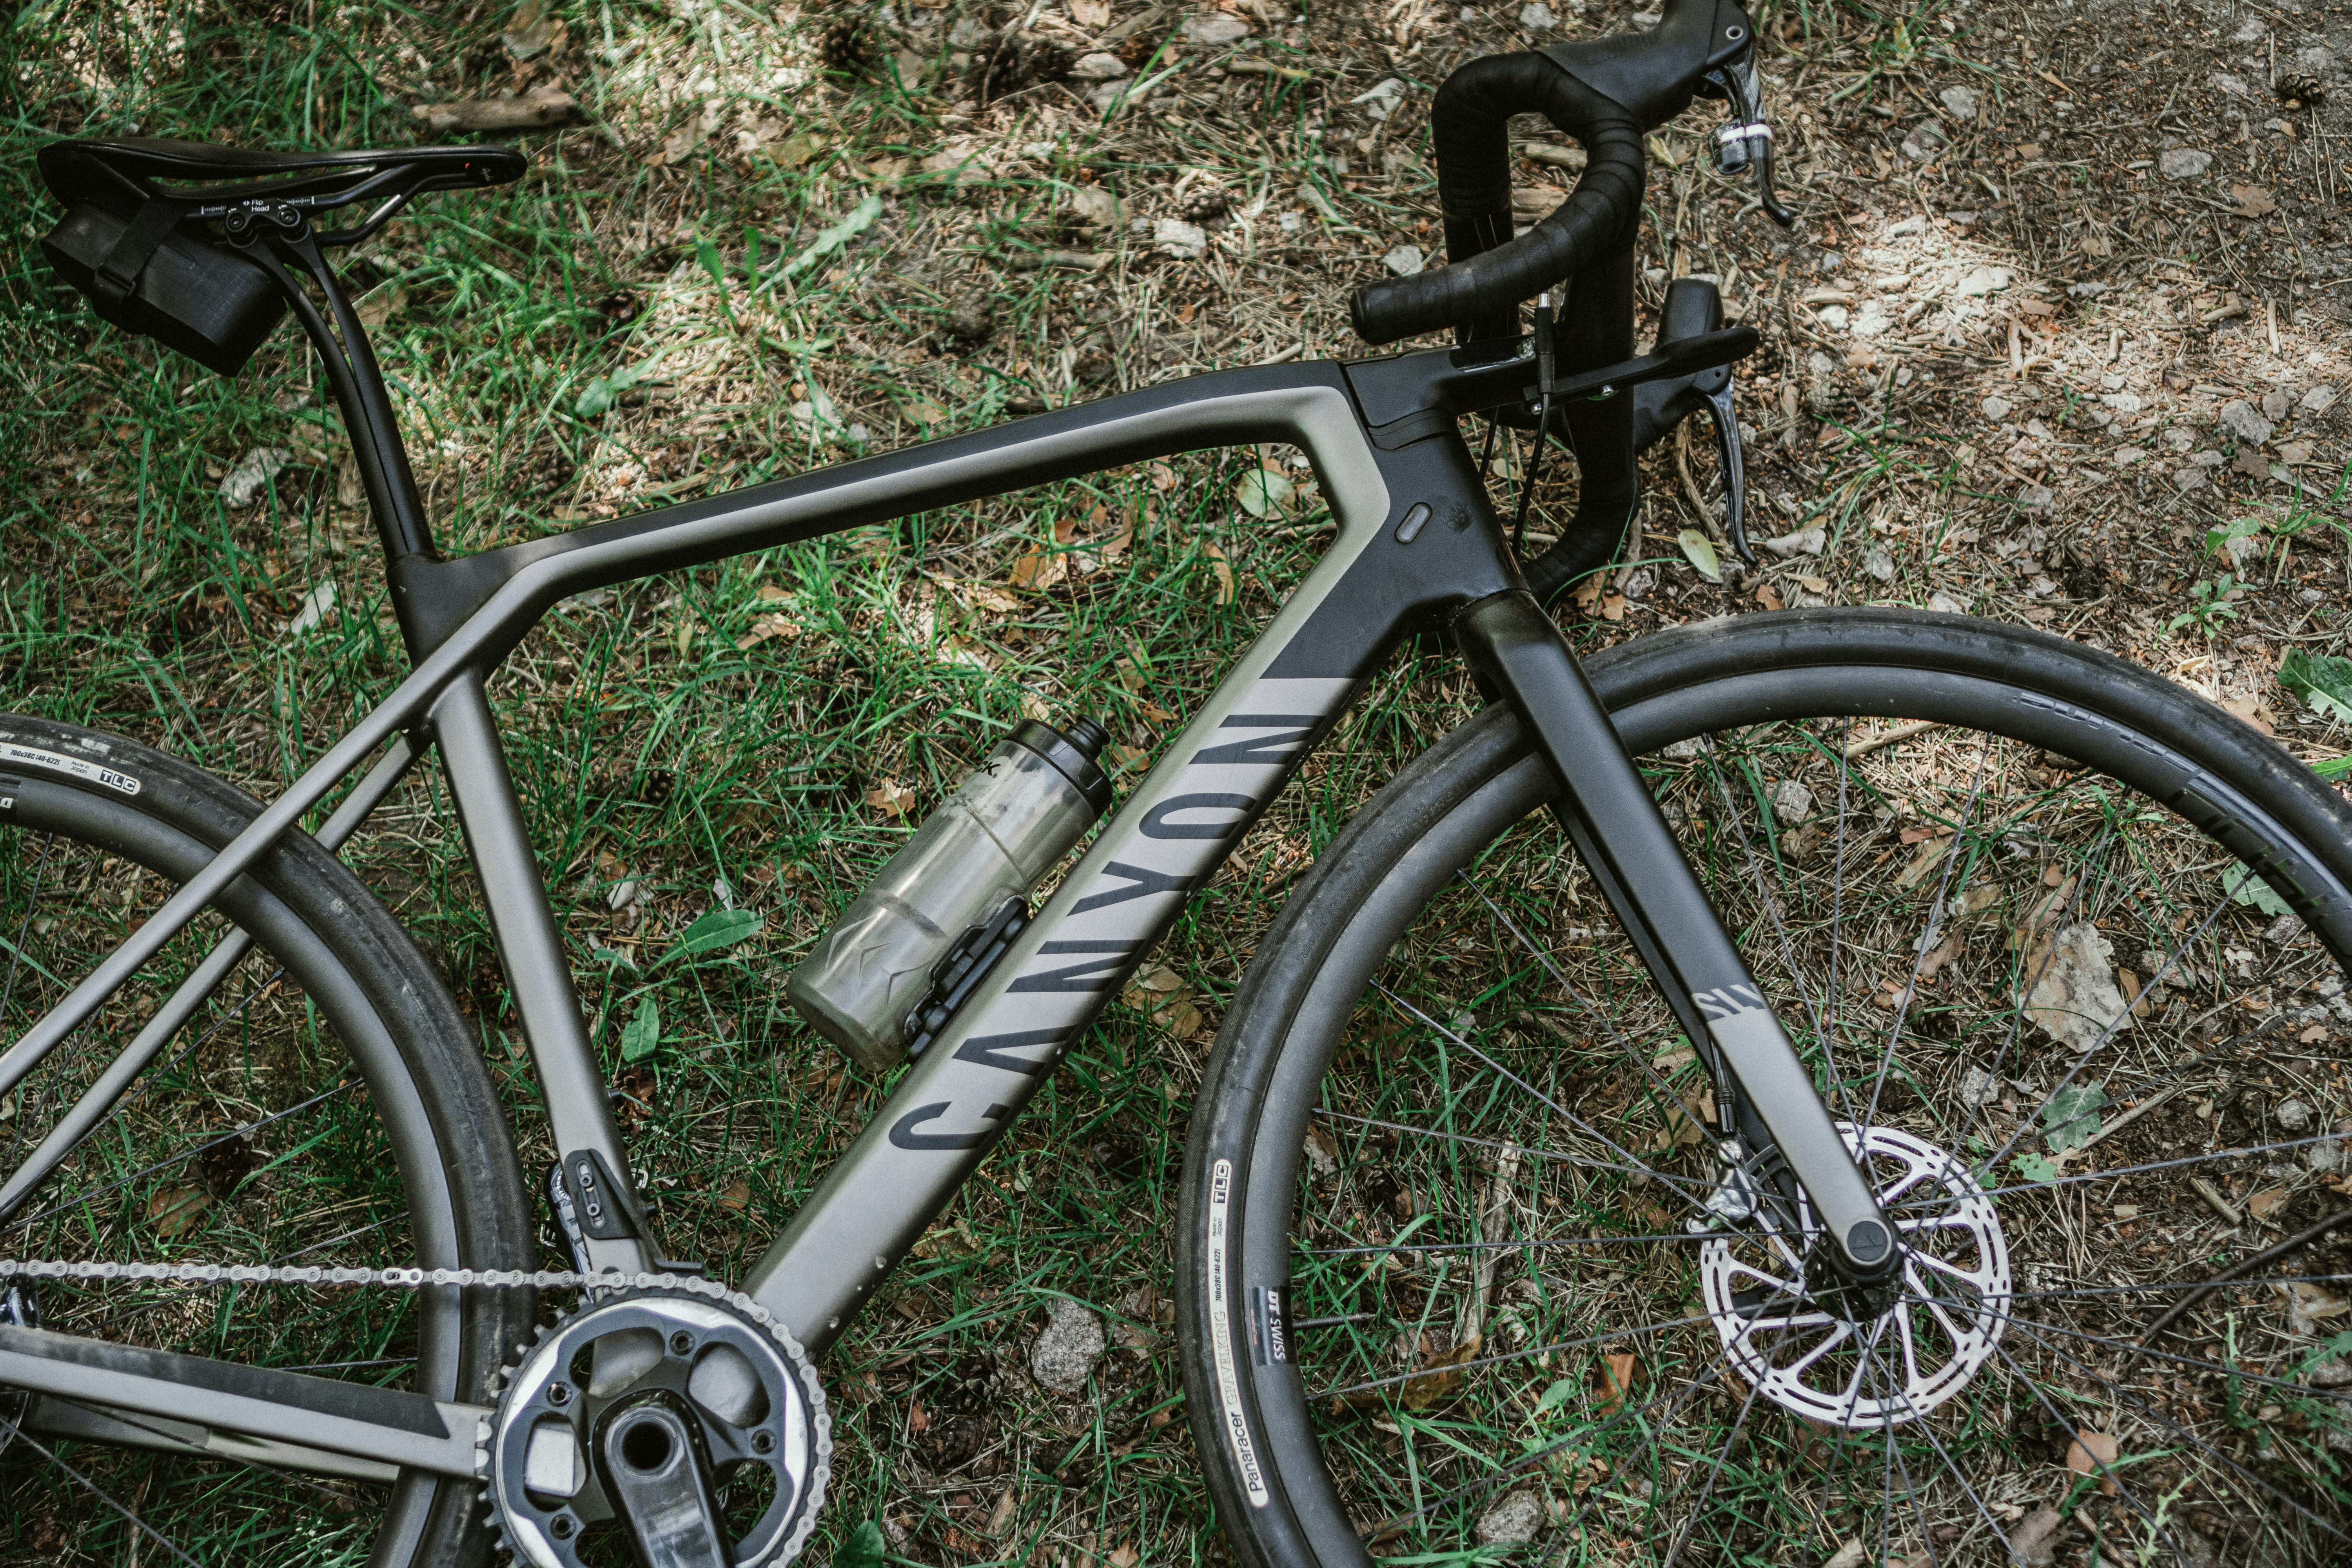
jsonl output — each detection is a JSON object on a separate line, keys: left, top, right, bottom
{"left": 40, "top": 137, "right": 525, "bottom": 210}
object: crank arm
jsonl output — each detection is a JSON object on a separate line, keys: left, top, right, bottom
{"left": 1452, "top": 590, "right": 1897, "bottom": 1283}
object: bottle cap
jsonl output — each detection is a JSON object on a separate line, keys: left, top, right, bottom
{"left": 1010, "top": 717, "right": 1112, "bottom": 814}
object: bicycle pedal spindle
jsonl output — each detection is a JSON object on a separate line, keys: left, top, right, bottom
{"left": 787, "top": 717, "right": 1111, "bottom": 1071}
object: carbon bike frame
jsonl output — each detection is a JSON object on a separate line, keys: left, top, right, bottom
{"left": 0, "top": 339, "right": 1895, "bottom": 1480}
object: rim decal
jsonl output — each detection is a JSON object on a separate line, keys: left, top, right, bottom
{"left": 0, "top": 742, "right": 141, "bottom": 797}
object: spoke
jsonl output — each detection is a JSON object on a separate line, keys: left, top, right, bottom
{"left": 0, "top": 1408, "right": 201, "bottom": 1568}
{"left": 0, "top": 932, "right": 263, "bottom": 1222}
{"left": 1897, "top": 1127, "right": 2349, "bottom": 1208}
{"left": 1912, "top": 1289, "right": 2352, "bottom": 1402}
{"left": 1300, "top": 1229, "right": 1706, "bottom": 1259}
{"left": 1375, "top": 983, "right": 1713, "bottom": 1213}
{"left": 1308, "top": 1308, "right": 1717, "bottom": 1403}
{"left": 1312, "top": 1106, "right": 1715, "bottom": 1195}
{"left": 1657, "top": 1367, "right": 1763, "bottom": 1568}
{"left": 3, "top": 1072, "right": 361, "bottom": 1239}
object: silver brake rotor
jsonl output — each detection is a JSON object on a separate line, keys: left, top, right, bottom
{"left": 488, "top": 1286, "right": 829, "bottom": 1568}
{"left": 1699, "top": 1123, "right": 2011, "bottom": 1427}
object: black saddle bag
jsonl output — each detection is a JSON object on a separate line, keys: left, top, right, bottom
{"left": 40, "top": 199, "right": 286, "bottom": 377}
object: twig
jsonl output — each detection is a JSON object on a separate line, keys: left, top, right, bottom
{"left": 1842, "top": 719, "right": 1942, "bottom": 760}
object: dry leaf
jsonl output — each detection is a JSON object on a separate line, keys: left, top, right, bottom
{"left": 1598, "top": 592, "right": 1628, "bottom": 621}
{"left": 1007, "top": 548, "right": 1069, "bottom": 592}
{"left": 718, "top": 1177, "right": 752, "bottom": 1212}
{"left": 2065, "top": 1428, "right": 2121, "bottom": 1495}
{"left": 1593, "top": 1351, "right": 1639, "bottom": 1416}
{"left": 2022, "top": 922, "right": 2134, "bottom": 1052}
{"left": 147, "top": 1185, "right": 213, "bottom": 1239}
{"left": 735, "top": 612, "right": 801, "bottom": 650}
{"left": 866, "top": 778, "right": 918, "bottom": 817}
{"left": 2248, "top": 1187, "right": 2290, "bottom": 1221}
{"left": 1071, "top": 0, "right": 1112, "bottom": 25}
{"left": 1893, "top": 833, "right": 1953, "bottom": 889}
{"left": 1203, "top": 542, "right": 1237, "bottom": 605}
{"left": 986, "top": 1488, "right": 1020, "bottom": 1537}
{"left": 1400, "top": 1333, "right": 1483, "bottom": 1411}
{"left": 1754, "top": 583, "right": 1785, "bottom": 611}
{"left": 2009, "top": 1506, "right": 2063, "bottom": 1566}
{"left": 2232, "top": 183, "right": 2279, "bottom": 218}
{"left": 1106, "top": 1549, "right": 1139, "bottom": 1568}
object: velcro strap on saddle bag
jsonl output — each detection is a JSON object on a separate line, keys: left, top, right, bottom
{"left": 89, "top": 196, "right": 185, "bottom": 310}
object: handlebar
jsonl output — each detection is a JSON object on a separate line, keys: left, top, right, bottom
{"left": 1349, "top": 0, "right": 1766, "bottom": 346}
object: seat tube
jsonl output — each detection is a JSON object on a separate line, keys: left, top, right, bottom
{"left": 1452, "top": 588, "right": 1898, "bottom": 1281}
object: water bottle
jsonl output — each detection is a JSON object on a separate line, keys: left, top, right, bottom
{"left": 787, "top": 717, "right": 1111, "bottom": 1071}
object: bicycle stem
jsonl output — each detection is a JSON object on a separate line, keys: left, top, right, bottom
{"left": 1451, "top": 589, "right": 1899, "bottom": 1284}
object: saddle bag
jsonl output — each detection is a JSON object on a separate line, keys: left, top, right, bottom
{"left": 40, "top": 200, "right": 285, "bottom": 377}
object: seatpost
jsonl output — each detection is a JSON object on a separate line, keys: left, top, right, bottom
{"left": 227, "top": 208, "right": 441, "bottom": 649}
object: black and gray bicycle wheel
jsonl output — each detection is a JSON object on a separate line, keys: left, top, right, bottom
{"left": 1181, "top": 610, "right": 2352, "bottom": 1568}
{"left": 0, "top": 715, "right": 535, "bottom": 1566}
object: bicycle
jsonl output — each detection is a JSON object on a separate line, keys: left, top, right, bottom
{"left": 9, "top": 0, "right": 2352, "bottom": 1563}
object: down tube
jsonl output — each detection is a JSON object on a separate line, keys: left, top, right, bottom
{"left": 745, "top": 419, "right": 1522, "bottom": 1352}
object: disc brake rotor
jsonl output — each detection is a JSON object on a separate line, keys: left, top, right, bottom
{"left": 1700, "top": 1123, "right": 2011, "bottom": 1427}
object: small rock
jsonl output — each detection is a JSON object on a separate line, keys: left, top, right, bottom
{"left": 1153, "top": 217, "right": 1208, "bottom": 259}
{"left": 2025, "top": 922, "right": 2133, "bottom": 1051}
{"left": 2192, "top": 449, "right": 2226, "bottom": 467}
{"left": 2220, "top": 400, "right": 2275, "bottom": 446}
{"left": 1770, "top": 778, "right": 1815, "bottom": 825}
{"left": 2159, "top": 148, "right": 2213, "bottom": 180}
{"left": 1956, "top": 265, "right": 2013, "bottom": 298}
{"left": 1817, "top": 303, "right": 1851, "bottom": 330}
{"left": 1475, "top": 1490, "right": 1544, "bottom": 1546}
{"left": 2175, "top": 467, "right": 2209, "bottom": 492}
{"left": 1982, "top": 394, "right": 2013, "bottom": 420}
{"left": 2302, "top": 385, "right": 2338, "bottom": 414}
{"left": 1759, "top": 525, "right": 1826, "bottom": 557}
{"left": 1519, "top": 2, "right": 1557, "bottom": 27}
{"left": 1068, "top": 52, "right": 1129, "bottom": 80}
{"left": 1383, "top": 244, "right": 1425, "bottom": 277}
{"left": 1939, "top": 85, "right": 1980, "bottom": 121}
{"left": 1029, "top": 1297, "right": 1107, "bottom": 1395}
{"left": 2262, "top": 388, "right": 2294, "bottom": 423}
{"left": 1961, "top": 1065, "right": 2002, "bottom": 1106}
{"left": 2010, "top": 1506, "right": 2064, "bottom": 1568}
{"left": 2233, "top": 16, "right": 2269, "bottom": 42}
{"left": 1928, "top": 590, "right": 1970, "bottom": 614}
{"left": 947, "top": 292, "right": 995, "bottom": 344}
{"left": 2279, "top": 1096, "right": 2314, "bottom": 1131}
{"left": 1866, "top": 545, "right": 1896, "bottom": 582}
{"left": 1851, "top": 300, "right": 1889, "bottom": 338}
{"left": 2068, "top": 279, "right": 2110, "bottom": 298}
{"left": 2017, "top": 483, "right": 2056, "bottom": 517}
{"left": 2112, "top": 447, "right": 2147, "bottom": 467}
{"left": 219, "top": 447, "right": 292, "bottom": 508}
{"left": 2162, "top": 427, "right": 2196, "bottom": 452}
{"left": 2267, "top": 913, "right": 2308, "bottom": 947}
{"left": 1180, "top": 15, "right": 1250, "bottom": 45}
{"left": 2100, "top": 390, "right": 2142, "bottom": 414}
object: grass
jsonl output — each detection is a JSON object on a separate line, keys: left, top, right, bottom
{"left": 2, "top": 0, "right": 2349, "bottom": 1565}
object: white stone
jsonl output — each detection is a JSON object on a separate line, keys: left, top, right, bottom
{"left": 219, "top": 447, "right": 292, "bottom": 508}
{"left": 2162, "top": 427, "right": 2196, "bottom": 452}
{"left": 2302, "top": 385, "right": 2339, "bottom": 414}
{"left": 1867, "top": 545, "right": 1896, "bottom": 582}
{"left": 1939, "top": 85, "right": 1979, "bottom": 121}
{"left": 1154, "top": 218, "right": 1209, "bottom": 258}
{"left": 1982, "top": 394, "right": 2013, "bottom": 420}
{"left": 1956, "top": 265, "right": 2013, "bottom": 298}
{"left": 1519, "top": 2, "right": 1557, "bottom": 28}
{"left": 2220, "top": 400, "right": 2275, "bottom": 446}
{"left": 2175, "top": 467, "right": 2208, "bottom": 493}
{"left": 1029, "top": 1297, "right": 1107, "bottom": 1394}
{"left": 2232, "top": 17, "right": 2268, "bottom": 42}
{"left": 1180, "top": 15, "right": 1250, "bottom": 45}
{"left": 1068, "top": 52, "right": 1129, "bottom": 80}
{"left": 2024, "top": 921, "right": 2134, "bottom": 1052}
{"left": 2262, "top": 388, "right": 2293, "bottom": 423}
{"left": 1759, "top": 525, "right": 1826, "bottom": 557}
{"left": 2297, "top": 46, "right": 2337, "bottom": 76}
{"left": 1961, "top": 1065, "right": 2002, "bottom": 1107}
{"left": 2112, "top": 447, "right": 2147, "bottom": 466}
{"left": 1817, "top": 303, "right": 1851, "bottom": 330}
{"left": 2017, "top": 483, "right": 2056, "bottom": 516}
{"left": 1475, "top": 1490, "right": 1545, "bottom": 1546}
{"left": 1851, "top": 300, "right": 1889, "bottom": 338}
{"left": 1770, "top": 778, "right": 1814, "bottom": 825}
{"left": 2279, "top": 1097, "right": 2315, "bottom": 1131}
{"left": 1929, "top": 591, "right": 1970, "bottom": 615}
{"left": 1383, "top": 244, "right": 1425, "bottom": 276}
{"left": 2100, "top": 391, "right": 2142, "bottom": 414}
{"left": 2159, "top": 148, "right": 2213, "bottom": 180}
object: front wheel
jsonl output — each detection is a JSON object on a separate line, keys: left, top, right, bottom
{"left": 1180, "top": 611, "right": 2352, "bottom": 1568}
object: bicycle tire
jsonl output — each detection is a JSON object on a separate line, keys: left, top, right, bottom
{"left": 1180, "top": 610, "right": 2352, "bottom": 1568}
{"left": 0, "top": 714, "right": 535, "bottom": 1566}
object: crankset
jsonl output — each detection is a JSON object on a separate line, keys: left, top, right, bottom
{"left": 486, "top": 1285, "right": 829, "bottom": 1568}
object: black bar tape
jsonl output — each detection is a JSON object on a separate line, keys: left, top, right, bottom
{"left": 1350, "top": 51, "right": 1644, "bottom": 346}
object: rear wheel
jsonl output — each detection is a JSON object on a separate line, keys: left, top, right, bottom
{"left": 1181, "top": 611, "right": 2352, "bottom": 1568}
{"left": 0, "top": 715, "right": 535, "bottom": 1566}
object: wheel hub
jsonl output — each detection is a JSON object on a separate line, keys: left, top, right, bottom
{"left": 487, "top": 1287, "right": 827, "bottom": 1568}
{"left": 1699, "top": 1124, "right": 2010, "bottom": 1427}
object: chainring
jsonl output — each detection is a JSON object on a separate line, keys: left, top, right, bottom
{"left": 486, "top": 1284, "right": 829, "bottom": 1568}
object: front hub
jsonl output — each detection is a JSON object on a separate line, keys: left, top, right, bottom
{"left": 1700, "top": 1124, "right": 2011, "bottom": 1426}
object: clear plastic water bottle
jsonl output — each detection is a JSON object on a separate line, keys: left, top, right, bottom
{"left": 786, "top": 718, "right": 1110, "bottom": 1071}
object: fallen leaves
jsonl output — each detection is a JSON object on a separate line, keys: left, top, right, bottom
{"left": 1202, "top": 542, "right": 1238, "bottom": 605}
{"left": 146, "top": 1185, "right": 212, "bottom": 1239}
{"left": 2021, "top": 922, "right": 2135, "bottom": 1052}
{"left": 2065, "top": 1428, "right": 2120, "bottom": 1495}
{"left": 1121, "top": 962, "right": 1202, "bottom": 1037}
{"left": 1591, "top": 1350, "right": 1640, "bottom": 1416}
{"left": 2232, "top": 183, "right": 2279, "bottom": 218}
{"left": 1399, "top": 1332, "right": 1483, "bottom": 1411}
{"left": 866, "top": 777, "right": 918, "bottom": 817}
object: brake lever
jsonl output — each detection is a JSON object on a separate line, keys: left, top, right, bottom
{"left": 1706, "top": 63, "right": 1795, "bottom": 229}
{"left": 1633, "top": 278, "right": 1754, "bottom": 566}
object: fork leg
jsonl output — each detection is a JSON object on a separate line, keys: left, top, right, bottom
{"left": 1451, "top": 588, "right": 1898, "bottom": 1282}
